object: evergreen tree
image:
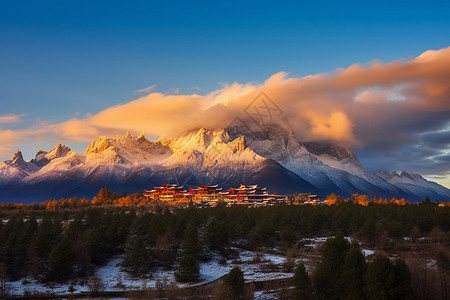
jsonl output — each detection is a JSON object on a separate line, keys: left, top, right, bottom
{"left": 280, "top": 225, "right": 295, "bottom": 247}
{"left": 174, "top": 255, "right": 199, "bottom": 283}
{"left": 123, "top": 236, "right": 152, "bottom": 276}
{"left": 293, "top": 262, "right": 313, "bottom": 300}
{"left": 1, "top": 216, "right": 28, "bottom": 280}
{"left": 182, "top": 224, "right": 201, "bottom": 258}
{"left": 224, "top": 266, "right": 245, "bottom": 299}
{"left": 48, "top": 235, "right": 75, "bottom": 281}
{"left": 313, "top": 232, "right": 350, "bottom": 300}
{"left": 33, "top": 214, "right": 62, "bottom": 260}
{"left": 364, "top": 254, "right": 396, "bottom": 300}
{"left": 342, "top": 243, "right": 367, "bottom": 300}
{"left": 392, "top": 258, "right": 412, "bottom": 300}
{"left": 205, "top": 217, "right": 228, "bottom": 251}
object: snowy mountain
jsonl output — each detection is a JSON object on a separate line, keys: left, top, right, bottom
{"left": 0, "top": 126, "right": 449, "bottom": 204}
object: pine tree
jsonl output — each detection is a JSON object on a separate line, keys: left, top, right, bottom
{"left": 313, "top": 232, "right": 350, "bottom": 300}
{"left": 182, "top": 224, "right": 201, "bottom": 258}
{"left": 205, "top": 217, "right": 228, "bottom": 251}
{"left": 364, "top": 254, "right": 396, "bottom": 300}
{"left": 174, "top": 255, "right": 199, "bottom": 283}
{"left": 48, "top": 235, "right": 75, "bottom": 281}
{"left": 123, "top": 236, "right": 152, "bottom": 276}
{"left": 392, "top": 258, "right": 412, "bottom": 300}
{"left": 293, "top": 262, "right": 313, "bottom": 300}
{"left": 224, "top": 266, "right": 245, "bottom": 299}
{"left": 342, "top": 243, "right": 367, "bottom": 300}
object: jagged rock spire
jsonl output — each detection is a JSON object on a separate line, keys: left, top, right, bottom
{"left": 11, "top": 150, "right": 23, "bottom": 162}
{"left": 45, "top": 143, "right": 71, "bottom": 160}
{"left": 137, "top": 131, "right": 145, "bottom": 139}
{"left": 86, "top": 136, "right": 110, "bottom": 154}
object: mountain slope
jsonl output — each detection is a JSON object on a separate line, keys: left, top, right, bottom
{"left": 228, "top": 122, "right": 423, "bottom": 200}
{"left": 0, "top": 125, "right": 449, "bottom": 203}
{"left": 0, "top": 129, "right": 317, "bottom": 203}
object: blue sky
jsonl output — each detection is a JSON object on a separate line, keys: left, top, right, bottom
{"left": 1, "top": 0, "right": 450, "bottom": 187}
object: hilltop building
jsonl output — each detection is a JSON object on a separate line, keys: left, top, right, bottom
{"left": 145, "top": 183, "right": 287, "bottom": 207}
{"left": 144, "top": 184, "right": 188, "bottom": 202}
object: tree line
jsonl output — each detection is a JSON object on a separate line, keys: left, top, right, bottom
{"left": 1, "top": 186, "right": 449, "bottom": 212}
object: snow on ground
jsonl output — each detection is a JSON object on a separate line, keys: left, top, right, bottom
{"left": 6, "top": 248, "right": 302, "bottom": 296}
{"left": 233, "top": 248, "right": 299, "bottom": 281}
{"left": 362, "top": 249, "right": 375, "bottom": 256}
{"left": 8, "top": 277, "right": 89, "bottom": 297}
{"left": 302, "top": 236, "right": 352, "bottom": 248}
{"left": 254, "top": 289, "right": 282, "bottom": 299}
{"left": 94, "top": 256, "right": 177, "bottom": 290}
{"left": 302, "top": 236, "right": 375, "bottom": 258}
{"left": 6, "top": 237, "right": 378, "bottom": 297}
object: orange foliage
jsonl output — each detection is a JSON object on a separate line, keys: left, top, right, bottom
{"left": 351, "top": 193, "right": 371, "bottom": 206}
{"left": 323, "top": 193, "right": 412, "bottom": 206}
{"left": 324, "top": 193, "right": 348, "bottom": 205}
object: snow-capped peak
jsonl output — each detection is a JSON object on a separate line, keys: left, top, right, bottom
{"left": 377, "top": 171, "right": 427, "bottom": 185}
{"left": 35, "top": 149, "right": 47, "bottom": 158}
{"left": 86, "top": 136, "right": 110, "bottom": 154}
{"left": 137, "top": 131, "right": 145, "bottom": 139}
{"left": 45, "top": 143, "right": 72, "bottom": 160}
{"left": 303, "top": 142, "right": 364, "bottom": 174}
{"left": 11, "top": 150, "right": 24, "bottom": 163}
{"left": 1, "top": 125, "right": 450, "bottom": 203}
{"left": 158, "top": 128, "right": 214, "bottom": 153}
{"left": 30, "top": 149, "right": 49, "bottom": 167}
{"left": 7, "top": 149, "right": 38, "bottom": 172}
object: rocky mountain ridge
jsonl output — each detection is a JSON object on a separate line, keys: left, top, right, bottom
{"left": 0, "top": 127, "right": 449, "bottom": 203}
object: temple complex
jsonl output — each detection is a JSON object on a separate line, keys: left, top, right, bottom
{"left": 144, "top": 183, "right": 288, "bottom": 207}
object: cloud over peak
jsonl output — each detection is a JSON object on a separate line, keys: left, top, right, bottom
{"left": 1, "top": 46, "right": 450, "bottom": 181}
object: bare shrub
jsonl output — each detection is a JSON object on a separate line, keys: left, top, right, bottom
{"left": 284, "top": 248, "right": 296, "bottom": 272}
{"left": 164, "top": 282, "right": 182, "bottom": 300}
{"left": 212, "top": 281, "right": 233, "bottom": 299}
{"left": 261, "top": 262, "right": 279, "bottom": 273}
{"left": 406, "top": 255, "right": 435, "bottom": 300}
{"left": 429, "top": 227, "right": 448, "bottom": 244}
{"left": 87, "top": 275, "right": 105, "bottom": 295}
{"left": 0, "top": 263, "right": 8, "bottom": 297}
{"left": 219, "top": 256, "right": 227, "bottom": 265}
{"left": 155, "top": 277, "right": 169, "bottom": 297}
{"left": 376, "top": 231, "right": 390, "bottom": 250}
{"left": 411, "top": 225, "right": 421, "bottom": 242}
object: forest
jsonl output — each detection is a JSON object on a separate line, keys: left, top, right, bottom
{"left": 0, "top": 190, "right": 450, "bottom": 299}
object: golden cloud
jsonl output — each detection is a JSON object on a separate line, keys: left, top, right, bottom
{"left": 1, "top": 46, "right": 450, "bottom": 153}
{"left": 0, "top": 114, "right": 24, "bottom": 124}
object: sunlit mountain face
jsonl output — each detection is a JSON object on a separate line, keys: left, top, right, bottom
{"left": 1, "top": 121, "right": 449, "bottom": 204}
